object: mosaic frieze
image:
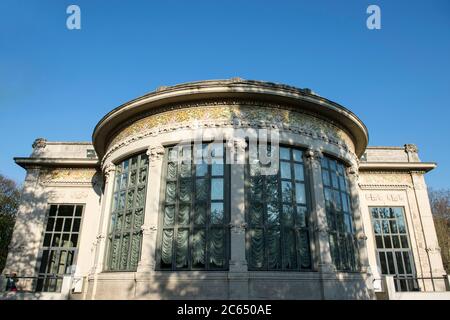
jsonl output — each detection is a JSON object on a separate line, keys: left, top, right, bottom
{"left": 108, "top": 104, "right": 355, "bottom": 153}
{"left": 39, "top": 168, "right": 98, "bottom": 184}
{"left": 359, "top": 172, "right": 412, "bottom": 186}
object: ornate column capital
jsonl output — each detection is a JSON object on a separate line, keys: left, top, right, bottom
{"left": 140, "top": 224, "right": 158, "bottom": 235}
{"left": 147, "top": 145, "right": 165, "bottom": 163}
{"left": 103, "top": 163, "right": 116, "bottom": 182}
{"left": 346, "top": 165, "right": 359, "bottom": 181}
{"left": 229, "top": 222, "right": 247, "bottom": 234}
{"left": 304, "top": 148, "right": 322, "bottom": 160}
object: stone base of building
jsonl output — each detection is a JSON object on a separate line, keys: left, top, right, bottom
{"left": 81, "top": 271, "right": 375, "bottom": 300}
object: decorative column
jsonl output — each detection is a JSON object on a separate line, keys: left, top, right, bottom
{"left": 228, "top": 138, "right": 248, "bottom": 299}
{"left": 136, "top": 144, "right": 165, "bottom": 273}
{"left": 91, "top": 163, "right": 116, "bottom": 275}
{"left": 304, "top": 149, "right": 334, "bottom": 274}
{"left": 346, "top": 165, "right": 371, "bottom": 275}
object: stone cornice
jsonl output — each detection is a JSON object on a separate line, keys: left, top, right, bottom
{"left": 14, "top": 157, "right": 99, "bottom": 169}
{"left": 92, "top": 79, "right": 368, "bottom": 159}
{"left": 358, "top": 162, "right": 436, "bottom": 172}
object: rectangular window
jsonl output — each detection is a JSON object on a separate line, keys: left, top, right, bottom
{"left": 370, "top": 207, "right": 418, "bottom": 291}
{"left": 157, "top": 143, "right": 229, "bottom": 270}
{"left": 246, "top": 145, "right": 312, "bottom": 271}
{"left": 321, "top": 156, "right": 358, "bottom": 272}
{"left": 107, "top": 152, "right": 149, "bottom": 271}
{"left": 37, "top": 204, "right": 83, "bottom": 292}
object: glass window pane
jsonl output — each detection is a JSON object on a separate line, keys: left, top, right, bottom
{"left": 211, "top": 178, "right": 224, "bottom": 200}
{"left": 280, "top": 147, "right": 290, "bottom": 160}
{"left": 192, "top": 229, "right": 205, "bottom": 268}
{"left": 267, "top": 228, "right": 281, "bottom": 269}
{"left": 379, "top": 252, "right": 388, "bottom": 274}
{"left": 194, "top": 202, "right": 207, "bottom": 225}
{"left": 167, "top": 162, "right": 177, "bottom": 180}
{"left": 280, "top": 161, "right": 291, "bottom": 179}
{"left": 282, "top": 205, "right": 294, "bottom": 226}
{"left": 281, "top": 181, "right": 292, "bottom": 203}
{"left": 161, "top": 230, "right": 173, "bottom": 268}
{"left": 163, "top": 206, "right": 175, "bottom": 226}
{"left": 298, "top": 230, "right": 311, "bottom": 269}
{"left": 267, "top": 203, "right": 280, "bottom": 225}
{"left": 386, "top": 252, "right": 396, "bottom": 275}
{"left": 196, "top": 163, "right": 208, "bottom": 177}
{"left": 179, "top": 179, "right": 192, "bottom": 203}
{"left": 178, "top": 204, "right": 190, "bottom": 225}
{"left": 211, "top": 202, "right": 224, "bottom": 224}
{"left": 211, "top": 163, "right": 224, "bottom": 176}
{"left": 322, "top": 170, "right": 330, "bottom": 187}
{"left": 58, "top": 205, "right": 74, "bottom": 217}
{"left": 249, "top": 201, "right": 263, "bottom": 225}
{"left": 209, "top": 228, "right": 225, "bottom": 268}
{"left": 295, "top": 183, "right": 306, "bottom": 204}
{"left": 293, "top": 149, "right": 303, "bottom": 162}
{"left": 250, "top": 229, "right": 264, "bottom": 269}
{"left": 296, "top": 205, "right": 307, "bottom": 227}
{"left": 175, "top": 229, "right": 189, "bottom": 269}
{"left": 283, "top": 229, "right": 297, "bottom": 269}
{"left": 55, "top": 218, "right": 64, "bottom": 232}
{"left": 49, "top": 205, "right": 58, "bottom": 217}
{"left": 294, "top": 164, "right": 304, "bottom": 181}
{"left": 195, "top": 178, "right": 208, "bottom": 201}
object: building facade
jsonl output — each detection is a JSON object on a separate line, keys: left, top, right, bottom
{"left": 1, "top": 79, "right": 448, "bottom": 299}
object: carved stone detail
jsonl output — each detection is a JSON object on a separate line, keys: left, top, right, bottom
{"left": 404, "top": 144, "right": 418, "bottom": 154}
{"left": 103, "top": 163, "right": 116, "bottom": 182}
{"left": 229, "top": 222, "right": 247, "bottom": 234}
{"left": 32, "top": 138, "right": 47, "bottom": 149}
{"left": 147, "top": 145, "right": 165, "bottom": 162}
{"left": 141, "top": 224, "right": 158, "bottom": 235}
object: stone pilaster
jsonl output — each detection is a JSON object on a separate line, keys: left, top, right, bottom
{"left": 304, "top": 149, "right": 335, "bottom": 274}
{"left": 410, "top": 171, "right": 447, "bottom": 291}
{"left": 91, "top": 163, "right": 116, "bottom": 275}
{"left": 136, "top": 144, "right": 165, "bottom": 273}
{"left": 227, "top": 138, "right": 248, "bottom": 299}
{"left": 346, "top": 165, "right": 371, "bottom": 275}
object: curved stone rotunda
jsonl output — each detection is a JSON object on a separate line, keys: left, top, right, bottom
{"left": 2, "top": 79, "right": 448, "bottom": 300}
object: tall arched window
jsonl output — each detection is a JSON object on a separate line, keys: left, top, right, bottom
{"left": 246, "top": 146, "right": 312, "bottom": 271}
{"left": 321, "top": 155, "right": 358, "bottom": 271}
{"left": 107, "top": 153, "right": 149, "bottom": 271}
{"left": 157, "top": 143, "right": 229, "bottom": 270}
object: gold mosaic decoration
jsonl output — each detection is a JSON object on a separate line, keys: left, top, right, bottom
{"left": 359, "top": 172, "right": 412, "bottom": 186}
{"left": 108, "top": 104, "right": 354, "bottom": 151}
{"left": 40, "top": 168, "right": 98, "bottom": 184}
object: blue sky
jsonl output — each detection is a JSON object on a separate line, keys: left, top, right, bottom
{"left": 0, "top": 0, "right": 449, "bottom": 188}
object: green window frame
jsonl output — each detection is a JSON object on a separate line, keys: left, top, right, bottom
{"left": 107, "top": 152, "right": 149, "bottom": 271}
{"left": 245, "top": 145, "right": 312, "bottom": 271}
{"left": 370, "top": 207, "right": 417, "bottom": 291}
{"left": 321, "top": 155, "right": 358, "bottom": 272}
{"left": 38, "top": 204, "right": 83, "bottom": 292}
{"left": 156, "top": 143, "right": 230, "bottom": 271}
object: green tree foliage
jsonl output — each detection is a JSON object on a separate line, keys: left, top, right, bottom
{"left": 429, "top": 188, "right": 450, "bottom": 274}
{"left": 0, "top": 174, "right": 20, "bottom": 273}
